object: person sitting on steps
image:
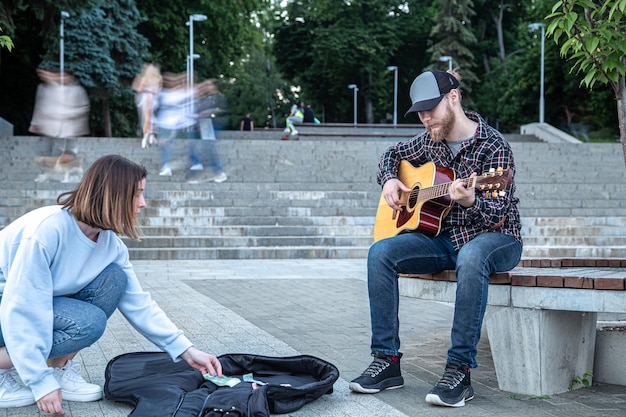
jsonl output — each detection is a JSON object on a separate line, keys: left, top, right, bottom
{"left": 284, "top": 101, "right": 304, "bottom": 138}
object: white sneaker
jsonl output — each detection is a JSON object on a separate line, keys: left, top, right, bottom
{"left": 0, "top": 368, "right": 36, "bottom": 408}
{"left": 283, "top": 128, "right": 290, "bottom": 133}
{"left": 159, "top": 166, "right": 172, "bottom": 176}
{"left": 190, "top": 163, "right": 204, "bottom": 171}
{"left": 213, "top": 172, "right": 227, "bottom": 183}
{"left": 291, "top": 129, "right": 298, "bottom": 136}
{"left": 54, "top": 360, "right": 102, "bottom": 402}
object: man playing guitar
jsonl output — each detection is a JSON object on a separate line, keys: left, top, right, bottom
{"left": 349, "top": 69, "right": 523, "bottom": 408}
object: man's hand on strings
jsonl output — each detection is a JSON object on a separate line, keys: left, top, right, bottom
{"left": 382, "top": 179, "right": 412, "bottom": 212}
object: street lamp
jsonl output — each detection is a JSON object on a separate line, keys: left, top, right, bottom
{"left": 60, "top": 11, "right": 70, "bottom": 86}
{"left": 386, "top": 66, "right": 398, "bottom": 126}
{"left": 187, "top": 14, "right": 207, "bottom": 135}
{"left": 186, "top": 54, "right": 200, "bottom": 86}
{"left": 528, "top": 22, "right": 546, "bottom": 124}
{"left": 187, "top": 14, "right": 207, "bottom": 89}
{"left": 348, "top": 84, "right": 358, "bottom": 127}
{"left": 439, "top": 55, "right": 452, "bottom": 71}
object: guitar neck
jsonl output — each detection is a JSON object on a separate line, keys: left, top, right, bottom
{"left": 412, "top": 178, "right": 474, "bottom": 202}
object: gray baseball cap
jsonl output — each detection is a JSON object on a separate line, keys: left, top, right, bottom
{"left": 404, "top": 70, "right": 460, "bottom": 116}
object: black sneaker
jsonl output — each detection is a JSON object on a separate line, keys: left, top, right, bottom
{"left": 425, "top": 361, "right": 474, "bottom": 407}
{"left": 349, "top": 352, "right": 404, "bottom": 394}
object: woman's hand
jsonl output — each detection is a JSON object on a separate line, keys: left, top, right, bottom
{"left": 37, "top": 388, "right": 64, "bottom": 415}
{"left": 180, "top": 346, "right": 222, "bottom": 377}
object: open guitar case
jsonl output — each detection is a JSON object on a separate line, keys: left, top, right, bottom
{"left": 104, "top": 351, "right": 340, "bottom": 417}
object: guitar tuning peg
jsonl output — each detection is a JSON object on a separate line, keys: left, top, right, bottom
{"left": 488, "top": 168, "right": 495, "bottom": 173}
{"left": 499, "top": 191, "right": 506, "bottom": 197}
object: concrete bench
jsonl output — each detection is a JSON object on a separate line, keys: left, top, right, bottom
{"left": 398, "top": 258, "right": 626, "bottom": 396}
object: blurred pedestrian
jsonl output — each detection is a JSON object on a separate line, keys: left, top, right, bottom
{"left": 155, "top": 72, "right": 196, "bottom": 176}
{"left": 186, "top": 79, "right": 228, "bottom": 184}
{"left": 29, "top": 68, "right": 89, "bottom": 183}
{"left": 29, "top": 68, "right": 90, "bottom": 138}
{"left": 132, "top": 63, "right": 162, "bottom": 148}
{"left": 240, "top": 112, "right": 254, "bottom": 131}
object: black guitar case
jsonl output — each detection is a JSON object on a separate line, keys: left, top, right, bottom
{"left": 104, "top": 351, "right": 340, "bottom": 417}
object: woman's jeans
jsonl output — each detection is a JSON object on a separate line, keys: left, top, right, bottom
{"left": 193, "top": 118, "right": 223, "bottom": 173}
{"left": 0, "top": 263, "right": 127, "bottom": 359}
{"left": 367, "top": 231, "right": 522, "bottom": 368}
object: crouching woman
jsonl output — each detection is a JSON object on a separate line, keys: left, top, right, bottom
{"left": 0, "top": 154, "right": 221, "bottom": 414}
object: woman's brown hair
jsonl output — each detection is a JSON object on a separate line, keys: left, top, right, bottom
{"left": 57, "top": 154, "right": 148, "bottom": 240}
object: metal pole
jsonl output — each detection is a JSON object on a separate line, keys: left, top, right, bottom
{"left": 354, "top": 88, "right": 357, "bottom": 127}
{"left": 60, "top": 11, "right": 69, "bottom": 86}
{"left": 189, "top": 16, "right": 194, "bottom": 91}
{"left": 348, "top": 84, "right": 358, "bottom": 127}
{"left": 539, "top": 24, "right": 545, "bottom": 124}
{"left": 529, "top": 23, "right": 546, "bottom": 124}
{"left": 187, "top": 14, "right": 207, "bottom": 134}
{"left": 387, "top": 66, "right": 398, "bottom": 126}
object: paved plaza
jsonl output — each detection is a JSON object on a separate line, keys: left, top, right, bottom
{"left": 2, "top": 259, "right": 624, "bottom": 417}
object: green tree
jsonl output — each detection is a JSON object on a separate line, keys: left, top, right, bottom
{"left": 273, "top": 0, "right": 420, "bottom": 124}
{"left": 136, "top": 0, "right": 266, "bottom": 78}
{"left": 0, "top": 0, "right": 146, "bottom": 136}
{"left": 546, "top": 0, "right": 626, "bottom": 161}
{"left": 37, "top": 0, "right": 149, "bottom": 137}
{"left": 427, "top": 0, "right": 478, "bottom": 101}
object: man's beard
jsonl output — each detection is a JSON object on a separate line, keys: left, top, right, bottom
{"left": 425, "top": 103, "right": 455, "bottom": 142}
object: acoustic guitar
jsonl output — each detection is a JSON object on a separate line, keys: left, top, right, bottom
{"left": 373, "top": 161, "right": 511, "bottom": 242}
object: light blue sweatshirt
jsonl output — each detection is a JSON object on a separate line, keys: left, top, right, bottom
{"left": 0, "top": 206, "right": 193, "bottom": 401}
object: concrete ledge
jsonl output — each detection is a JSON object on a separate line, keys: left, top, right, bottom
{"left": 486, "top": 307, "right": 596, "bottom": 395}
{"left": 594, "top": 322, "right": 626, "bottom": 385}
{"left": 521, "top": 122, "right": 581, "bottom": 143}
{"left": 0, "top": 117, "right": 13, "bottom": 137}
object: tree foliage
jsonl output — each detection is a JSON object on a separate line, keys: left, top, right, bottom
{"left": 0, "top": 26, "right": 13, "bottom": 50}
{"left": 136, "top": 0, "right": 266, "bottom": 78}
{"left": 34, "top": 0, "right": 149, "bottom": 137}
{"left": 546, "top": 0, "right": 626, "bottom": 160}
{"left": 427, "top": 0, "right": 478, "bottom": 100}
{"left": 273, "top": 0, "right": 414, "bottom": 124}
{"left": 0, "top": 0, "right": 621, "bottom": 140}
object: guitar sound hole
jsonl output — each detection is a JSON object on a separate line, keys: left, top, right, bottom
{"left": 407, "top": 188, "right": 419, "bottom": 209}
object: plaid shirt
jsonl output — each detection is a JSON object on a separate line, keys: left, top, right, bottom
{"left": 377, "top": 111, "right": 522, "bottom": 251}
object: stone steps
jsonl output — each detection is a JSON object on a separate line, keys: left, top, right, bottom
{"left": 0, "top": 135, "right": 624, "bottom": 259}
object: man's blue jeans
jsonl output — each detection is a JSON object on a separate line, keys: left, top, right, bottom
{"left": 0, "top": 263, "right": 127, "bottom": 358}
{"left": 367, "top": 231, "right": 522, "bottom": 368}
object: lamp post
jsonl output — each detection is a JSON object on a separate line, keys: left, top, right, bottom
{"left": 186, "top": 54, "right": 200, "bottom": 86}
{"left": 528, "top": 22, "right": 545, "bottom": 124}
{"left": 386, "top": 66, "right": 398, "bottom": 126}
{"left": 60, "top": 11, "right": 70, "bottom": 86}
{"left": 439, "top": 55, "right": 452, "bottom": 71}
{"left": 188, "top": 14, "right": 207, "bottom": 88}
{"left": 187, "top": 14, "right": 207, "bottom": 134}
{"left": 348, "top": 84, "right": 358, "bottom": 127}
